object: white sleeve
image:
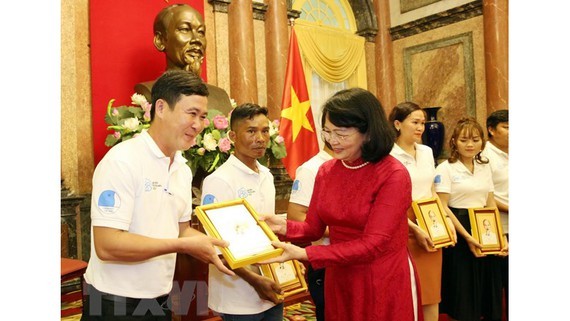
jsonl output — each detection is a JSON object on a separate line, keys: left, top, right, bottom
{"left": 201, "top": 175, "right": 235, "bottom": 205}
{"left": 434, "top": 162, "right": 451, "bottom": 194}
{"left": 288, "top": 165, "right": 316, "bottom": 207}
{"left": 91, "top": 157, "right": 137, "bottom": 231}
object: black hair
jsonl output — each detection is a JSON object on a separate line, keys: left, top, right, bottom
{"left": 150, "top": 69, "right": 209, "bottom": 120}
{"left": 321, "top": 87, "right": 394, "bottom": 163}
{"left": 230, "top": 103, "right": 269, "bottom": 130}
{"left": 388, "top": 101, "right": 424, "bottom": 137}
{"left": 486, "top": 109, "right": 509, "bottom": 138}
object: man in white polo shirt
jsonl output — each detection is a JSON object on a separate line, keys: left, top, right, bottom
{"left": 481, "top": 108, "right": 509, "bottom": 319}
{"left": 82, "top": 70, "right": 234, "bottom": 321}
{"left": 201, "top": 103, "right": 284, "bottom": 321}
{"left": 287, "top": 147, "right": 333, "bottom": 321}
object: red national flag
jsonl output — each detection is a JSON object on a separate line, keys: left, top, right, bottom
{"left": 279, "top": 28, "right": 320, "bottom": 180}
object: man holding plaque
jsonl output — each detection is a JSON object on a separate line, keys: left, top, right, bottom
{"left": 82, "top": 70, "right": 234, "bottom": 321}
{"left": 201, "top": 103, "right": 284, "bottom": 321}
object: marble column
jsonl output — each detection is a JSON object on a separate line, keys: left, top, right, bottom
{"left": 264, "top": 0, "right": 289, "bottom": 120}
{"left": 373, "top": 0, "right": 396, "bottom": 113}
{"left": 228, "top": 0, "right": 258, "bottom": 104}
{"left": 483, "top": 0, "right": 508, "bottom": 113}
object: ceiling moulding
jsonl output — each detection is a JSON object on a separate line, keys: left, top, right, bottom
{"left": 390, "top": 0, "right": 482, "bottom": 40}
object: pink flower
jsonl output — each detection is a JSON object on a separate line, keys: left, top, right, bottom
{"left": 273, "top": 119, "right": 280, "bottom": 127}
{"left": 113, "top": 131, "right": 121, "bottom": 139}
{"left": 213, "top": 115, "right": 229, "bottom": 130}
{"left": 203, "top": 118, "right": 210, "bottom": 127}
{"left": 144, "top": 111, "right": 151, "bottom": 122}
{"left": 112, "top": 108, "right": 119, "bottom": 116}
{"left": 218, "top": 137, "right": 232, "bottom": 152}
{"left": 197, "top": 147, "right": 206, "bottom": 156}
{"left": 142, "top": 102, "right": 152, "bottom": 112}
{"left": 275, "top": 135, "right": 284, "bottom": 144}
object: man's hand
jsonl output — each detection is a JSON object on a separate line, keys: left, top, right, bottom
{"left": 250, "top": 274, "right": 284, "bottom": 304}
{"left": 179, "top": 233, "right": 235, "bottom": 276}
{"left": 234, "top": 267, "right": 284, "bottom": 304}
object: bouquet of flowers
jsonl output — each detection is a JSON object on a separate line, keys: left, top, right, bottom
{"left": 104, "top": 93, "right": 152, "bottom": 147}
{"left": 104, "top": 93, "right": 287, "bottom": 174}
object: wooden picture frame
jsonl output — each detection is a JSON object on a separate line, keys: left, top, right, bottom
{"left": 260, "top": 259, "right": 308, "bottom": 300}
{"left": 411, "top": 197, "right": 455, "bottom": 248}
{"left": 195, "top": 198, "right": 283, "bottom": 269}
{"left": 468, "top": 207, "right": 505, "bottom": 255}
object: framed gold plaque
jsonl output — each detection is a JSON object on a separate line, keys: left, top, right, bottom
{"left": 468, "top": 207, "right": 505, "bottom": 255}
{"left": 195, "top": 198, "right": 283, "bottom": 269}
{"left": 260, "top": 259, "right": 307, "bottom": 299}
{"left": 411, "top": 197, "right": 455, "bottom": 248}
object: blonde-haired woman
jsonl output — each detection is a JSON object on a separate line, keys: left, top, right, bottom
{"left": 435, "top": 117, "right": 507, "bottom": 321}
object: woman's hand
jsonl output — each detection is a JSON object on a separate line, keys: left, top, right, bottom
{"left": 445, "top": 216, "right": 458, "bottom": 244}
{"left": 410, "top": 224, "right": 436, "bottom": 252}
{"left": 258, "top": 214, "right": 287, "bottom": 236}
{"left": 260, "top": 241, "right": 308, "bottom": 264}
{"left": 497, "top": 234, "right": 509, "bottom": 257}
{"left": 464, "top": 234, "right": 485, "bottom": 258}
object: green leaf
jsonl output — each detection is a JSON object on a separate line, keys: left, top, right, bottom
{"left": 271, "top": 143, "right": 287, "bottom": 159}
{"left": 105, "top": 134, "right": 119, "bottom": 147}
{"left": 128, "top": 106, "right": 144, "bottom": 119}
{"left": 211, "top": 129, "right": 221, "bottom": 140}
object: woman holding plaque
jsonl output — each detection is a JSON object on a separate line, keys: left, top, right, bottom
{"left": 434, "top": 117, "right": 507, "bottom": 321}
{"left": 261, "top": 88, "right": 421, "bottom": 321}
{"left": 388, "top": 102, "right": 456, "bottom": 321}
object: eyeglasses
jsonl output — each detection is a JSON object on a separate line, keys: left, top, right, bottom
{"left": 321, "top": 130, "right": 358, "bottom": 142}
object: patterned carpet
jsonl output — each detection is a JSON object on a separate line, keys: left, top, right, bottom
{"left": 62, "top": 293, "right": 316, "bottom": 321}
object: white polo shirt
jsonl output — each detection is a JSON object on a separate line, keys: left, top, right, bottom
{"left": 289, "top": 150, "right": 333, "bottom": 246}
{"left": 434, "top": 160, "right": 494, "bottom": 209}
{"left": 390, "top": 143, "right": 435, "bottom": 201}
{"left": 85, "top": 130, "right": 193, "bottom": 298}
{"left": 482, "top": 142, "right": 509, "bottom": 232}
{"left": 201, "top": 154, "right": 277, "bottom": 315}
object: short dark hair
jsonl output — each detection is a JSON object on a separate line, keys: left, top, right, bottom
{"left": 230, "top": 103, "right": 269, "bottom": 130}
{"left": 150, "top": 70, "right": 209, "bottom": 120}
{"left": 321, "top": 87, "right": 394, "bottom": 163}
{"left": 486, "top": 109, "right": 509, "bottom": 138}
{"left": 388, "top": 101, "right": 424, "bottom": 137}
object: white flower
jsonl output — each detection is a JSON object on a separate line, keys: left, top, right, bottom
{"left": 202, "top": 133, "right": 218, "bottom": 151}
{"left": 230, "top": 98, "right": 237, "bottom": 108}
{"left": 131, "top": 93, "right": 148, "bottom": 107}
{"left": 269, "top": 121, "right": 278, "bottom": 136}
{"left": 123, "top": 117, "right": 140, "bottom": 132}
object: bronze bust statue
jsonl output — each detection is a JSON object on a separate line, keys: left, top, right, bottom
{"left": 135, "top": 3, "right": 233, "bottom": 114}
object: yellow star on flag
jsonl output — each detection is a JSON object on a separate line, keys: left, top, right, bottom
{"left": 281, "top": 87, "right": 314, "bottom": 142}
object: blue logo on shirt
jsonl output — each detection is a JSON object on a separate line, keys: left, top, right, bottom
{"left": 292, "top": 180, "right": 300, "bottom": 192}
{"left": 144, "top": 179, "right": 152, "bottom": 192}
{"left": 97, "top": 190, "right": 121, "bottom": 214}
{"left": 203, "top": 194, "right": 216, "bottom": 205}
{"left": 434, "top": 175, "right": 442, "bottom": 184}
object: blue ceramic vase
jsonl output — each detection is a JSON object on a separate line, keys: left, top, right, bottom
{"left": 422, "top": 107, "right": 445, "bottom": 159}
